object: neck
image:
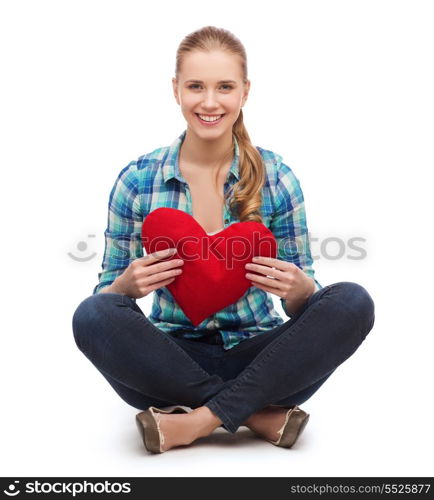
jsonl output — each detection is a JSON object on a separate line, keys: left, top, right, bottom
{"left": 180, "top": 127, "right": 234, "bottom": 170}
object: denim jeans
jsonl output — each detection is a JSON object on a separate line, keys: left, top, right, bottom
{"left": 72, "top": 281, "right": 375, "bottom": 433}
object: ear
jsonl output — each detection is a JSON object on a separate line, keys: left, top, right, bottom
{"left": 172, "top": 77, "right": 180, "bottom": 105}
{"left": 242, "top": 79, "right": 251, "bottom": 106}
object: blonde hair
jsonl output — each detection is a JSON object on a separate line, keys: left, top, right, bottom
{"left": 174, "top": 26, "right": 265, "bottom": 223}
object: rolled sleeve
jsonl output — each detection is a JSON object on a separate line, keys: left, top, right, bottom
{"left": 269, "top": 161, "right": 323, "bottom": 315}
{"left": 93, "top": 162, "right": 144, "bottom": 295}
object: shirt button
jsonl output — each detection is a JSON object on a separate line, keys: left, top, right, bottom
{"left": 224, "top": 218, "right": 229, "bottom": 224}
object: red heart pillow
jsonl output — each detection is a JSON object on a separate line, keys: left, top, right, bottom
{"left": 141, "top": 207, "right": 277, "bottom": 326}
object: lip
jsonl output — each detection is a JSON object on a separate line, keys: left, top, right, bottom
{"left": 195, "top": 113, "right": 225, "bottom": 126}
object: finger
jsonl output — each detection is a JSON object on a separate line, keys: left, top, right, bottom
{"left": 246, "top": 272, "right": 287, "bottom": 292}
{"left": 250, "top": 280, "right": 284, "bottom": 298}
{"left": 146, "top": 258, "right": 184, "bottom": 276}
{"left": 246, "top": 263, "right": 287, "bottom": 281}
{"left": 143, "top": 267, "right": 183, "bottom": 285}
{"left": 139, "top": 247, "right": 177, "bottom": 265}
{"left": 145, "top": 276, "right": 176, "bottom": 294}
{"left": 252, "top": 256, "right": 294, "bottom": 272}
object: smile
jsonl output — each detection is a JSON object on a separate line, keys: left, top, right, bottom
{"left": 195, "top": 113, "right": 225, "bottom": 126}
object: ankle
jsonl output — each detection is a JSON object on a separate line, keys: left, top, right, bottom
{"left": 242, "top": 406, "right": 276, "bottom": 428}
{"left": 190, "top": 406, "right": 223, "bottom": 437}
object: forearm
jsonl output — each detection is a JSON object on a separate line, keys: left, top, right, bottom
{"left": 284, "top": 279, "right": 316, "bottom": 316}
{"left": 99, "top": 279, "right": 125, "bottom": 295}
{"left": 284, "top": 296, "right": 309, "bottom": 317}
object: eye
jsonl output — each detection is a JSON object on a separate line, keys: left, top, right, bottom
{"left": 187, "top": 84, "right": 234, "bottom": 90}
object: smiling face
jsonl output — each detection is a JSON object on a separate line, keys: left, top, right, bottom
{"left": 172, "top": 50, "right": 250, "bottom": 140}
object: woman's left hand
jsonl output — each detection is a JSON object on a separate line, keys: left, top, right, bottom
{"left": 245, "top": 255, "right": 316, "bottom": 305}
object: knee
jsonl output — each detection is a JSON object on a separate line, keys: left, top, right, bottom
{"left": 333, "top": 281, "right": 375, "bottom": 334}
{"left": 72, "top": 295, "right": 94, "bottom": 349}
{"left": 72, "top": 293, "right": 110, "bottom": 350}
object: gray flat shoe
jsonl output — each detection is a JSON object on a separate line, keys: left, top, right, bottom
{"left": 135, "top": 406, "right": 190, "bottom": 454}
{"left": 268, "top": 405, "right": 310, "bottom": 448}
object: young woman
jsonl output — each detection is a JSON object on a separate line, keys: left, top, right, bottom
{"left": 72, "top": 26, "right": 375, "bottom": 454}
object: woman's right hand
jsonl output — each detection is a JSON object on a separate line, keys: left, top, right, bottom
{"left": 112, "top": 247, "right": 184, "bottom": 299}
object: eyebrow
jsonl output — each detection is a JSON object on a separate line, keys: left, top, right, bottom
{"left": 185, "top": 79, "right": 237, "bottom": 84}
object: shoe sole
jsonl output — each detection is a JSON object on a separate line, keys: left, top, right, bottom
{"left": 276, "top": 410, "right": 310, "bottom": 448}
{"left": 136, "top": 411, "right": 162, "bottom": 453}
{"left": 136, "top": 406, "right": 189, "bottom": 454}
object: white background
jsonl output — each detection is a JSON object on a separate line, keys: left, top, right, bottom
{"left": 1, "top": 0, "right": 433, "bottom": 477}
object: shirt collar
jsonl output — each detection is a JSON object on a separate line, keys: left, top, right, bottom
{"left": 162, "top": 129, "right": 240, "bottom": 183}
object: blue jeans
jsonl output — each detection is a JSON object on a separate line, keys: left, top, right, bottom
{"left": 72, "top": 281, "right": 375, "bottom": 433}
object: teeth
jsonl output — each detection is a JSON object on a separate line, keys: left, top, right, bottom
{"left": 198, "top": 114, "right": 223, "bottom": 122}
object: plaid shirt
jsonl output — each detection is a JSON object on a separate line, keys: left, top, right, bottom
{"left": 93, "top": 129, "right": 323, "bottom": 350}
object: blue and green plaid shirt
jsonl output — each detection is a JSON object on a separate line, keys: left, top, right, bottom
{"left": 93, "top": 129, "right": 323, "bottom": 350}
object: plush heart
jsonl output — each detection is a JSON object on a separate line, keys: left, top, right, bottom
{"left": 141, "top": 207, "right": 277, "bottom": 326}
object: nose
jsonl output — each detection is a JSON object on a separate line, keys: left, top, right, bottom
{"left": 202, "top": 90, "right": 219, "bottom": 109}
